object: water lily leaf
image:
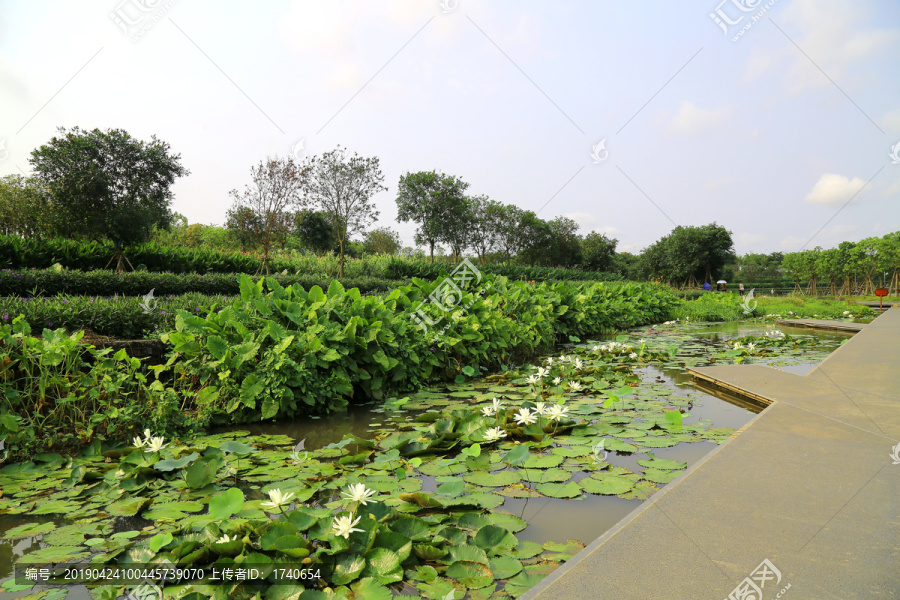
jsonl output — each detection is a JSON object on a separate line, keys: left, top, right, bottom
{"left": 442, "top": 492, "right": 505, "bottom": 510}
{"left": 473, "top": 525, "right": 518, "bottom": 553}
{"left": 391, "top": 516, "right": 432, "bottom": 541}
{"left": 260, "top": 522, "right": 299, "bottom": 551}
{"left": 274, "top": 536, "right": 309, "bottom": 559}
{"left": 148, "top": 532, "right": 174, "bottom": 553}
{"left": 551, "top": 445, "right": 593, "bottom": 458}
{"left": 108, "top": 497, "right": 151, "bottom": 517}
{"left": 636, "top": 457, "right": 687, "bottom": 470}
{"left": 446, "top": 560, "right": 493, "bottom": 589}
{"left": 153, "top": 452, "right": 199, "bottom": 472}
{"left": 642, "top": 468, "right": 682, "bottom": 484}
{"left": 350, "top": 577, "right": 393, "bottom": 600}
{"left": 184, "top": 457, "right": 219, "bottom": 489}
{"left": 463, "top": 470, "right": 521, "bottom": 488}
{"left": 218, "top": 440, "right": 256, "bottom": 455}
{"left": 522, "top": 468, "right": 571, "bottom": 484}
{"left": 489, "top": 556, "right": 523, "bottom": 579}
{"left": 448, "top": 544, "right": 489, "bottom": 565}
{"left": 535, "top": 481, "right": 581, "bottom": 498}
{"left": 580, "top": 475, "right": 635, "bottom": 496}
{"left": 503, "top": 444, "right": 531, "bottom": 467}
{"left": 374, "top": 531, "right": 412, "bottom": 562}
{"left": 362, "top": 547, "right": 403, "bottom": 585}
{"left": 522, "top": 453, "right": 564, "bottom": 469}
{"left": 398, "top": 492, "right": 443, "bottom": 508}
{"left": 637, "top": 437, "right": 680, "bottom": 448}
{"left": 413, "top": 544, "right": 448, "bottom": 561}
{"left": 331, "top": 553, "right": 366, "bottom": 586}
{"left": 436, "top": 479, "right": 465, "bottom": 497}
{"left": 16, "top": 545, "right": 90, "bottom": 564}
{"left": 411, "top": 565, "right": 438, "bottom": 582}
{"left": 506, "top": 540, "right": 543, "bottom": 559}
{"left": 618, "top": 479, "right": 659, "bottom": 500}
{"left": 31, "top": 500, "right": 82, "bottom": 515}
{"left": 541, "top": 540, "right": 585, "bottom": 561}
{"left": 209, "top": 487, "right": 245, "bottom": 520}
{"left": 484, "top": 512, "right": 528, "bottom": 533}
{"left": 414, "top": 579, "right": 458, "bottom": 600}
{"left": 3, "top": 521, "right": 56, "bottom": 539}
{"left": 504, "top": 567, "right": 550, "bottom": 598}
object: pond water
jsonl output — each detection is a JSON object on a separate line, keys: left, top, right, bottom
{"left": 0, "top": 320, "right": 853, "bottom": 598}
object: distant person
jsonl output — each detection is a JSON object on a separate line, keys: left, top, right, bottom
{"left": 771, "top": 288, "right": 776, "bottom": 296}
{"left": 703, "top": 281, "right": 711, "bottom": 292}
{"left": 722, "top": 283, "right": 727, "bottom": 292}
{"left": 739, "top": 282, "right": 745, "bottom": 295}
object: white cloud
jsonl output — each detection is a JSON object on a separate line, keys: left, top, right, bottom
{"left": 667, "top": 101, "right": 730, "bottom": 135}
{"left": 804, "top": 173, "right": 866, "bottom": 205}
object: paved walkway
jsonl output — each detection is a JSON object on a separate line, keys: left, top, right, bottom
{"left": 523, "top": 309, "right": 900, "bottom": 600}
{"left": 775, "top": 318, "right": 866, "bottom": 333}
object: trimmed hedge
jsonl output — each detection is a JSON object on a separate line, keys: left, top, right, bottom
{"left": 0, "top": 268, "right": 404, "bottom": 298}
{"left": 383, "top": 258, "right": 623, "bottom": 282}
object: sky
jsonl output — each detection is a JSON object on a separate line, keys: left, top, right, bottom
{"left": 1, "top": 0, "right": 899, "bottom": 255}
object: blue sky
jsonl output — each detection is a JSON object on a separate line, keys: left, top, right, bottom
{"left": 1, "top": 0, "right": 898, "bottom": 254}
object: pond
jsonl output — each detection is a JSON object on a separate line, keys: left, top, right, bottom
{"left": 0, "top": 320, "right": 852, "bottom": 599}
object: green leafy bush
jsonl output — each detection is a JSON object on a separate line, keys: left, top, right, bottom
{"left": 154, "top": 276, "right": 679, "bottom": 422}
{"left": 382, "top": 258, "right": 623, "bottom": 282}
{"left": 0, "top": 268, "right": 404, "bottom": 297}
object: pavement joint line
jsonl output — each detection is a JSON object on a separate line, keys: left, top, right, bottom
{"left": 796, "top": 462, "right": 890, "bottom": 554}
{"left": 807, "top": 377, "right": 900, "bottom": 403}
{"left": 752, "top": 393, "right": 895, "bottom": 443}
{"left": 812, "top": 367, "right": 888, "bottom": 437}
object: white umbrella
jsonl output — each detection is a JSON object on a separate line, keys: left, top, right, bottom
{"left": 716, "top": 280, "right": 727, "bottom": 284}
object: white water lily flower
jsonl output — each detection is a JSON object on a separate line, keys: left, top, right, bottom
{"left": 843, "top": 310, "right": 850, "bottom": 315}
{"left": 332, "top": 513, "right": 363, "bottom": 539}
{"left": 342, "top": 483, "right": 376, "bottom": 505}
{"left": 629, "top": 353, "right": 638, "bottom": 359}
{"left": 544, "top": 357, "right": 554, "bottom": 366}
{"left": 143, "top": 429, "right": 152, "bottom": 441}
{"left": 483, "top": 427, "right": 507, "bottom": 442}
{"left": 533, "top": 402, "right": 549, "bottom": 415}
{"left": 747, "top": 343, "right": 757, "bottom": 351}
{"left": 146, "top": 437, "right": 167, "bottom": 452}
{"left": 546, "top": 405, "right": 569, "bottom": 421}
{"left": 552, "top": 377, "right": 562, "bottom": 386}
{"left": 481, "top": 406, "right": 496, "bottom": 417}
{"left": 526, "top": 374, "right": 541, "bottom": 386}
{"left": 261, "top": 488, "right": 295, "bottom": 510}
{"left": 592, "top": 345, "right": 601, "bottom": 352}
{"left": 732, "top": 342, "right": 743, "bottom": 349}
{"left": 639, "top": 339, "right": 646, "bottom": 344}
{"left": 536, "top": 367, "right": 550, "bottom": 378}
{"left": 216, "top": 534, "right": 237, "bottom": 544}
{"left": 513, "top": 408, "right": 538, "bottom": 426}
{"left": 567, "top": 381, "right": 583, "bottom": 392}
{"left": 133, "top": 436, "right": 146, "bottom": 448}
{"left": 489, "top": 398, "right": 504, "bottom": 413}
{"left": 573, "top": 358, "right": 584, "bottom": 370}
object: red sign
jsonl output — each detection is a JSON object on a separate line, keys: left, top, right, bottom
{"left": 875, "top": 288, "right": 888, "bottom": 297}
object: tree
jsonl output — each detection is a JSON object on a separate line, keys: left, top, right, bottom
{"left": 29, "top": 126, "right": 189, "bottom": 271}
{"left": 302, "top": 147, "right": 386, "bottom": 277}
{"left": 395, "top": 171, "right": 469, "bottom": 263}
{"left": 225, "top": 206, "right": 263, "bottom": 252}
{"left": 468, "top": 196, "right": 503, "bottom": 263}
{"left": 641, "top": 223, "right": 735, "bottom": 287}
{"left": 581, "top": 231, "right": 618, "bottom": 271}
{"left": 295, "top": 210, "right": 336, "bottom": 256}
{"left": 518, "top": 212, "right": 554, "bottom": 266}
{"left": 438, "top": 195, "right": 474, "bottom": 263}
{"left": 0, "top": 175, "right": 52, "bottom": 238}
{"left": 546, "top": 216, "right": 582, "bottom": 267}
{"left": 493, "top": 204, "right": 526, "bottom": 265}
{"left": 228, "top": 156, "right": 306, "bottom": 274}
{"left": 364, "top": 227, "right": 401, "bottom": 255}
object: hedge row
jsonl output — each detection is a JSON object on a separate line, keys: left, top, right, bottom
{"left": 383, "top": 258, "right": 623, "bottom": 282}
{"left": 0, "top": 235, "right": 287, "bottom": 273}
{"left": 0, "top": 269, "right": 405, "bottom": 298}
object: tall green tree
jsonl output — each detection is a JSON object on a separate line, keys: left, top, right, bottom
{"left": 302, "top": 147, "right": 386, "bottom": 277}
{"left": 29, "top": 126, "right": 189, "bottom": 271}
{"left": 364, "top": 226, "right": 402, "bottom": 255}
{"left": 493, "top": 203, "right": 526, "bottom": 265}
{"left": 295, "top": 210, "right": 336, "bottom": 256}
{"left": 581, "top": 231, "right": 618, "bottom": 271}
{"left": 0, "top": 175, "right": 52, "bottom": 238}
{"left": 228, "top": 156, "right": 307, "bottom": 274}
{"left": 641, "top": 223, "right": 735, "bottom": 287}
{"left": 395, "top": 171, "right": 469, "bottom": 263}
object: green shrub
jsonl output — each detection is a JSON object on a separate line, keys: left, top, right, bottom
{"left": 154, "top": 276, "right": 679, "bottom": 423}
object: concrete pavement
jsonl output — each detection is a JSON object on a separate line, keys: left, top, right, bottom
{"left": 521, "top": 308, "right": 900, "bottom": 600}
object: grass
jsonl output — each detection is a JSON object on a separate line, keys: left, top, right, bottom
{"left": 755, "top": 295, "right": 876, "bottom": 320}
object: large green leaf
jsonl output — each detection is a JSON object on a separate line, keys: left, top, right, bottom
{"left": 579, "top": 475, "right": 635, "bottom": 496}
{"left": 463, "top": 470, "right": 521, "bottom": 488}
{"left": 208, "top": 487, "right": 244, "bottom": 520}
{"left": 331, "top": 553, "right": 366, "bottom": 586}
{"left": 535, "top": 481, "right": 581, "bottom": 498}
{"left": 362, "top": 548, "right": 403, "bottom": 585}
